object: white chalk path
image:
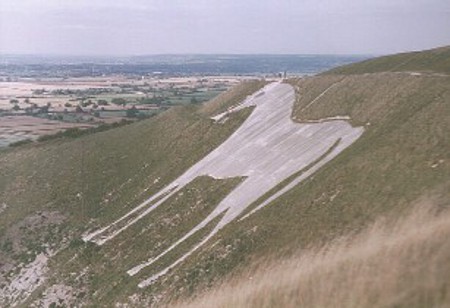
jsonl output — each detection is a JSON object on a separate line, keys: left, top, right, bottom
{"left": 299, "top": 78, "right": 346, "bottom": 113}
{"left": 83, "top": 82, "right": 364, "bottom": 287}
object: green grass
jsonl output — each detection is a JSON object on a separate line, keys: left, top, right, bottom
{"left": 8, "top": 138, "right": 34, "bottom": 147}
{"left": 2, "top": 47, "right": 450, "bottom": 306}
{"left": 200, "top": 80, "right": 268, "bottom": 116}
{"left": 156, "top": 71, "right": 450, "bottom": 305}
{"left": 0, "top": 81, "right": 265, "bottom": 307}
{"left": 0, "top": 105, "right": 252, "bottom": 229}
{"left": 36, "top": 119, "right": 134, "bottom": 142}
{"left": 287, "top": 73, "right": 450, "bottom": 127}
{"left": 44, "top": 176, "right": 241, "bottom": 307}
{"left": 327, "top": 45, "right": 450, "bottom": 75}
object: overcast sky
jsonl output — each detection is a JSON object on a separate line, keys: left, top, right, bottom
{"left": 1, "top": 0, "right": 450, "bottom": 55}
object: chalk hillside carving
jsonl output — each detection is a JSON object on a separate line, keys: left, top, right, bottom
{"left": 83, "top": 81, "right": 364, "bottom": 288}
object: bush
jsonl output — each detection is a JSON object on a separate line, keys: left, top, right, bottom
{"left": 126, "top": 107, "right": 138, "bottom": 118}
{"left": 111, "top": 98, "right": 127, "bottom": 105}
{"left": 9, "top": 139, "right": 33, "bottom": 147}
{"left": 37, "top": 120, "right": 134, "bottom": 142}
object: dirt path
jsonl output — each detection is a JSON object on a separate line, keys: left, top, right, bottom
{"left": 299, "top": 78, "right": 346, "bottom": 113}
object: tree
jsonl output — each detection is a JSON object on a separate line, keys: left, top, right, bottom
{"left": 12, "top": 104, "right": 20, "bottom": 111}
{"left": 40, "top": 105, "right": 49, "bottom": 114}
{"left": 112, "top": 98, "right": 127, "bottom": 106}
{"left": 9, "top": 99, "right": 19, "bottom": 104}
{"left": 126, "top": 106, "right": 138, "bottom": 118}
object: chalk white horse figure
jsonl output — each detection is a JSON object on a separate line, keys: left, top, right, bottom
{"left": 83, "top": 82, "right": 364, "bottom": 288}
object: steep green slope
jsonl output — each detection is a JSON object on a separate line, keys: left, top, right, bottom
{"left": 0, "top": 81, "right": 265, "bottom": 306}
{"left": 327, "top": 45, "right": 450, "bottom": 74}
{"left": 155, "top": 72, "right": 449, "bottom": 305}
{"left": 152, "top": 50, "right": 450, "bottom": 305}
{"left": 200, "top": 80, "right": 268, "bottom": 116}
{"left": 0, "top": 80, "right": 265, "bottom": 228}
{"left": 1, "top": 48, "right": 450, "bottom": 307}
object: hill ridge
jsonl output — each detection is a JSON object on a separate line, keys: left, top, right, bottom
{"left": 326, "top": 45, "right": 450, "bottom": 75}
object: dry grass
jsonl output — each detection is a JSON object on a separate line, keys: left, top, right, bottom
{"left": 174, "top": 200, "right": 450, "bottom": 308}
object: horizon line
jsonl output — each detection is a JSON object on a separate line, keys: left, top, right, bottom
{"left": 0, "top": 52, "right": 376, "bottom": 58}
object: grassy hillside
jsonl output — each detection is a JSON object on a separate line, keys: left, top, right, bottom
{"left": 200, "top": 80, "right": 268, "bottom": 116}
{"left": 0, "top": 80, "right": 265, "bottom": 306}
{"left": 176, "top": 201, "right": 450, "bottom": 308}
{"left": 1, "top": 48, "right": 450, "bottom": 307}
{"left": 327, "top": 45, "right": 450, "bottom": 74}
{"left": 155, "top": 50, "right": 450, "bottom": 305}
{"left": 156, "top": 71, "right": 449, "bottom": 305}
{"left": 0, "top": 79, "right": 265, "bottom": 228}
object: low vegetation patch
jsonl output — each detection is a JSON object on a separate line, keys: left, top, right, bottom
{"left": 37, "top": 119, "right": 134, "bottom": 142}
{"left": 9, "top": 139, "right": 33, "bottom": 147}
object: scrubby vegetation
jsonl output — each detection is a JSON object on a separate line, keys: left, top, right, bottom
{"left": 37, "top": 119, "right": 135, "bottom": 142}
{"left": 9, "top": 139, "right": 33, "bottom": 147}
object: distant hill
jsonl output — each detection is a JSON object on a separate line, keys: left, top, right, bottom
{"left": 0, "top": 54, "right": 367, "bottom": 78}
{"left": 327, "top": 45, "right": 450, "bottom": 74}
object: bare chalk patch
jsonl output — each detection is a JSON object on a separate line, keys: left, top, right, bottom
{"left": 1, "top": 251, "right": 53, "bottom": 306}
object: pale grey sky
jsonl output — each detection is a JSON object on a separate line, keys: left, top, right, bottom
{"left": 1, "top": 0, "right": 449, "bottom": 55}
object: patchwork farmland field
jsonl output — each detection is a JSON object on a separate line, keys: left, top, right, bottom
{"left": 0, "top": 116, "right": 93, "bottom": 147}
{"left": 0, "top": 76, "right": 247, "bottom": 147}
